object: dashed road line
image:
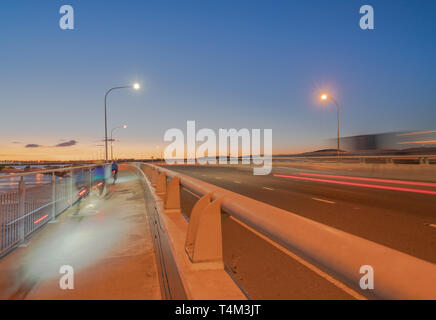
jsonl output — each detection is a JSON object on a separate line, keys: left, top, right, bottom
{"left": 233, "top": 181, "right": 241, "bottom": 184}
{"left": 262, "top": 187, "right": 274, "bottom": 191}
{"left": 312, "top": 197, "right": 335, "bottom": 204}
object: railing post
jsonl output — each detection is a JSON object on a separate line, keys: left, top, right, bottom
{"left": 156, "top": 172, "right": 167, "bottom": 197}
{"left": 51, "top": 172, "right": 56, "bottom": 220}
{"left": 18, "top": 177, "right": 26, "bottom": 243}
{"left": 185, "top": 193, "right": 212, "bottom": 255}
{"left": 69, "top": 169, "right": 74, "bottom": 207}
{"left": 164, "top": 177, "right": 180, "bottom": 214}
{"left": 151, "top": 168, "right": 158, "bottom": 187}
{"left": 185, "top": 196, "right": 224, "bottom": 268}
{"left": 419, "top": 157, "right": 429, "bottom": 166}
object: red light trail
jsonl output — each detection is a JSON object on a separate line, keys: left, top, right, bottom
{"left": 273, "top": 174, "right": 436, "bottom": 196}
{"left": 33, "top": 214, "right": 49, "bottom": 224}
{"left": 298, "top": 172, "right": 436, "bottom": 188}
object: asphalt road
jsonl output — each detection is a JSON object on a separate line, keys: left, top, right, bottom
{"left": 164, "top": 164, "right": 436, "bottom": 299}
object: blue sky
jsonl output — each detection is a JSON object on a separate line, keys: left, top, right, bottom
{"left": 0, "top": 0, "right": 435, "bottom": 159}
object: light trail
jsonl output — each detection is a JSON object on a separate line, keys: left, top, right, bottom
{"left": 274, "top": 174, "right": 436, "bottom": 196}
{"left": 33, "top": 214, "right": 49, "bottom": 224}
{"left": 298, "top": 172, "right": 436, "bottom": 188}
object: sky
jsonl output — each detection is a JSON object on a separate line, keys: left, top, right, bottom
{"left": 0, "top": 0, "right": 435, "bottom": 160}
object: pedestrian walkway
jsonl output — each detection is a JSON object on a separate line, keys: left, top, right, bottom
{"left": 0, "top": 165, "right": 161, "bottom": 299}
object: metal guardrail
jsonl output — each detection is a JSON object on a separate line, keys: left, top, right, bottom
{"left": 140, "top": 163, "right": 436, "bottom": 299}
{"left": 0, "top": 164, "right": 109, "bottom": 258}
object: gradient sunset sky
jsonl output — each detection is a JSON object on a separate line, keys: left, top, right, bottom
{"left": 1, "top": 0, "right": 435, "bottom": 160}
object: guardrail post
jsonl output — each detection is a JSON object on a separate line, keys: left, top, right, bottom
{"left": 18, "top": 177, "right": 25, "bottom": 243}
{"left": 156, "top": 172, "right": 167, "bottom": 197}
{"left": 145, "top": 166, "right": 152, "bottom": 180}
{"left": 185, "top": 193, "right": 212, "bottom": 255}
{"left": 51, "top": 172, "right": 56, "bottom": 220}
{"left": 185, "top": 196, "right": 224, "bottom": 267}
{"left": 151, "top": 168, "right": 158, "bottom": 187}
{"left": 164, "top": 177, "right": 180, "bottom": 214}
{"left": 420, "top": 157, "right": 429, "bottom": 166}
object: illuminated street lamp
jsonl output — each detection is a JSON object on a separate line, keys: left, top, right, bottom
{"left": 104, "top": 83, "right": 140, "bottom": 163}
{"left": 320, "top": 92, "right": 340, "bottom": 155}
{"left": 110, "top": 124, "right": 128, "bottom": 161}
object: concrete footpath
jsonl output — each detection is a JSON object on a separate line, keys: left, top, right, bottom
{"left": 0, "top": 165, "right": 161, "bottom": 299}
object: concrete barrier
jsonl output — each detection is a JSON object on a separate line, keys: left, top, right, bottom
{"left": 135, "top": 163, "right": 245, "bottom": 300}
{"left": 147, "top": 163, "right": 436, "bottom": 300}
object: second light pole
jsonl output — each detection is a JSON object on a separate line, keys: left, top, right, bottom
{"left": 320, "top": 93, "right": 340, "bottom": 155}
{"left": 110, "top": 124, "right": 127, "bottom": 161}
{"left": 104, "top": 83, "right": 140, "bottom": 163}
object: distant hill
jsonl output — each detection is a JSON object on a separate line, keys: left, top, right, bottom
{"left": 275, "top": 149, "right": 347, "bottom": 157}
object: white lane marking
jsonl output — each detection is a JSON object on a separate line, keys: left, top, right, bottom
{"left": 425, "top": 223, "right": 436, "bottom": 229}
{"left": 182, "top": 187, "right": 201, "bottom": 199}
{"left": 215, "top": 177, "right": 222, "bottom": 180}
{"left": 229, "top": 216, "right": 366, "bottom": 300}
{"left": 262, "top": 187, "right": 274, "bottom": 191}
{"left": 201, "top": 174, "right": 207, "bottom": 177}
{"left": 312, "top": 197, "right": 335, "bottom": 204}
{"left": 233, "top": 181, "right": 241, "bottom": 184}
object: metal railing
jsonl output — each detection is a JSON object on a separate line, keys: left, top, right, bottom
{"left": 139, "top": 162, "right": 436, "bottom": 299}
{"left": 0, "top": 164, "right": 110, "bottom": 258}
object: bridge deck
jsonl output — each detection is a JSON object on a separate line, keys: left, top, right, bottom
{"left": 0, "top": 165, "right": 161, "bottom": 299}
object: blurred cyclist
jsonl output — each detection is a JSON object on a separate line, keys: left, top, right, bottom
{"left": 111, "top": 161, "right": 119, "bottom": 184}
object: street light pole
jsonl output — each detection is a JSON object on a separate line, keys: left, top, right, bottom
{"left": 110, "top": 125, "right": 127, "bottom": 161}
{"left": 332, "top": 97, "right": 339, "bottom": 155}
{"left": 320, "top": 93, "right": 340, "bottom": 156}
{"left": 104, "top": 84, "right": 140, "bottom": 163}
